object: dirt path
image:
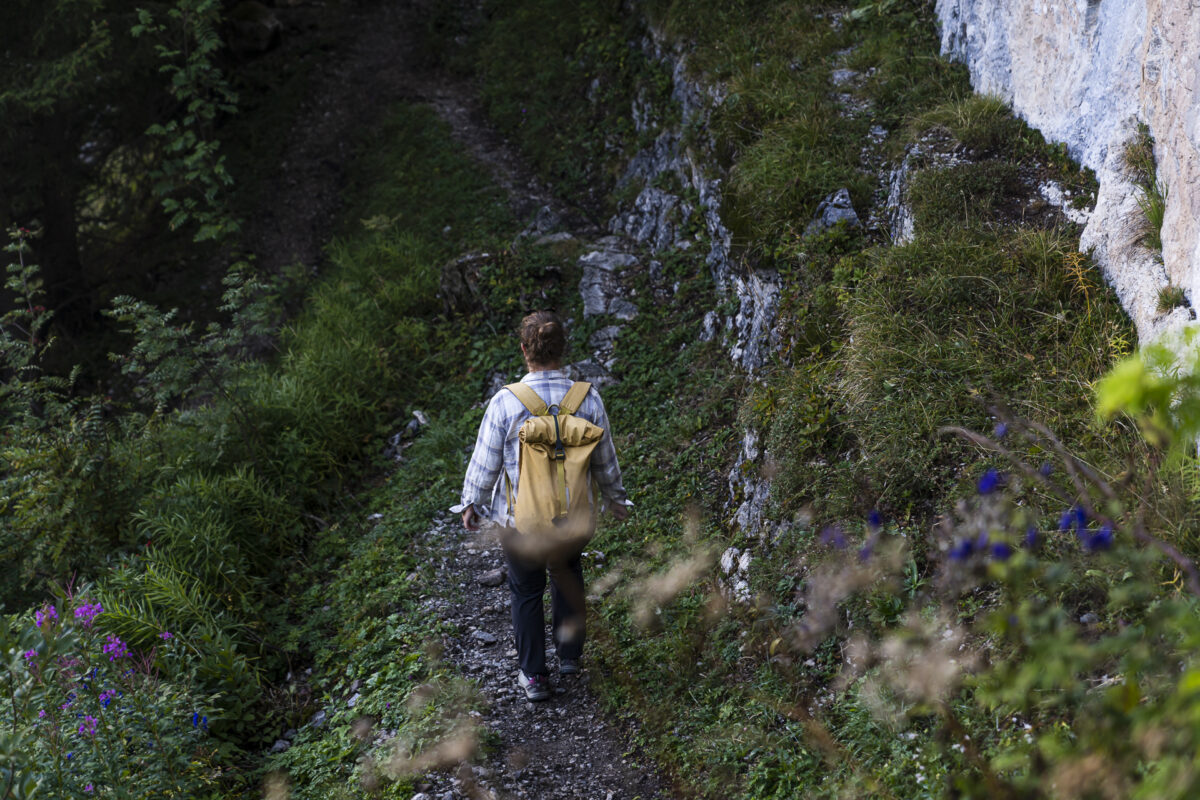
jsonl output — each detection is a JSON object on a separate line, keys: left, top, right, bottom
{"left": 241, "top": 0, "right": 599, "bottom": 277}
{"left": 249, "top": 2, "right": 668, "bottom": 797}
{"left": 410, "top": 514, "right": 666, "bottom": 800}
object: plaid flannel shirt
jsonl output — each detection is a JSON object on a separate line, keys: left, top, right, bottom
{"left": 452, "top": 370, "right": 628, "bottom": 525}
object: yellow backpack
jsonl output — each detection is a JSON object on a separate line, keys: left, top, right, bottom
{"left": 504, "top": 381, "right": 604, "bottom": 545}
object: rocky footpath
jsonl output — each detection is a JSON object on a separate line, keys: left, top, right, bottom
{"left": 407, "top": 514, "right": 666, "bottom": 800}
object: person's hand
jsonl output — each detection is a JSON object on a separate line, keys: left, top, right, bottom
{"left": 462, "top": 505, "right": 480, "bottom": 531}
{"left": 609, "top": 501, "right": 630, "bottom": 522}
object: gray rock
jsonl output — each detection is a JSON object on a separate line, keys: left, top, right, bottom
{"left": 699, "top": 310, "right": 721, "bottom": 343}
{"left": 439, "top": 251, "right": 493, "bottom": 314}
{"left": 533, "top": 231, "right": 575, "bottom": 246}
{"left": 608, "top": 297, "right": 639, "bottom": 321}
{"left": 309, "top": 709, "right": 327, "bottom": 728}
{"left": 411, "top": 794, "right": 432, "bottom": 800}
{"left": 729, "top": 270, "right": 782, "bottom": 372}
{"left": 804, "top": 188, "right": 861, "bottom": 238}
{"left": 269, "top": 739, "right": 290, "bottom": 754}
{"left": 567, "top": 358, "right": 617, "bottom": 389}
{"left": 471, "top": 629, "right": 499, "bottom": 645}
{"left": 284, "top": 728, "right": 298, "bottom": 740}
{"left": 347, "top": 692, "right": 361, "bottom": 708}
{"left": 478, "top": 567, "right": 507, "bottom": 587}
{"left": 579, "top": 248, "right": 638, "bottom": 319}
{"left": 1080, "top": 613, "right": 1100, "bottom": 625}
{"left": 588, "top": 325, "right": 622, "bottom": 353}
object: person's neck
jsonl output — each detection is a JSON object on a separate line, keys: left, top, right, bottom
{"left": 525, "top": 362, "right": 561, "bottom": 373}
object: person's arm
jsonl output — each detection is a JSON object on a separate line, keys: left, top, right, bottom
{"left": 584, "top": 389, "right": 630, "bottom": 518}
{"left": 457, "top": 394, "right": 508, "bottom": 530}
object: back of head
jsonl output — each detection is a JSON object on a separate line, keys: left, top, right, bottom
{"left": 520, "top": 310, "right": 567, "bottom": 366}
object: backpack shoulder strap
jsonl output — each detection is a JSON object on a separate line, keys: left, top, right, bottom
{"left": 559, "top": 381, "right": 592, "bottom": 415}
{"left": 505, "top": 382, "right": 548, "bottom": 416}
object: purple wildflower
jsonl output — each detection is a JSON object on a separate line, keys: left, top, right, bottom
{"left": 990, "top": 542, "right": 1013, "bottom": 561}
{"left": 1038, "top": 462, "right": 1053, "bottom": 478}
{"left": 74, "top": 603, "right": 103, "bottom": 628}
{"left": 159, "top": 631, "right": 173, "bottom": 641}
{"left": 867, "top": 510, "right": 882, "bottom": 530}
{"left": 37, "top": 710, "right": 46, "bottom": 719}
{"left": 993, "top": 422, "right": 1008, "bottom": 439}
{"left": 84, "top": 786, "right": 93, "bottom": 794}
{"left": 78, "top": 715, "right": 98, "bottom": 737}
{"left": 22, "top": 650, "right": 37, "bottom": 661}
{"left": 102, "top": 635, "right": 129, "bottom": 662}
{"left": 34, "top": 606, "right": 58, "bottom": 628}
{"left": 977, "top": 468, "right": 1001, "bottom": 495}
{"left": 819, "top": 526, "right": 847, "bottom": 549}
{"left": 99, "top": 690, "right": 115, "bottom": 708}
{"left": 1085, "top": 524, "right": 1114, "bottom": 552}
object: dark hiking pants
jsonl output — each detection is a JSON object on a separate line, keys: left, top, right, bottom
{"left": 502, "top": 536, "right": 586, "bottom": 678}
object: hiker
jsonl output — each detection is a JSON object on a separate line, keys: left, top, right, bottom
{"left": 452, "top": 310, "right": 630, "bottom": 701}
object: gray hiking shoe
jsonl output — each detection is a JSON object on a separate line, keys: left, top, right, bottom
{"left": 518, "top": 670, "right": 550, "bottom": 701}
{"left": 559, "top": 658, "right": 580, "bottom": 675}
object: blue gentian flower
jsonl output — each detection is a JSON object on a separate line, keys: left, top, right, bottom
{"left": 990, "top": 543, "right": 1013, "bottom": 561}
{"left": 1086, "top": 524, "right": 1114, "bottom": 552}
{"left": 1023, "top": 527, "right": 1039, "bottom": 549}
{"left": 977, "top": 468, "right": 1000, "bottom": 495}
{"left": 949, "top": 540, "right": 974, "bottom": 561}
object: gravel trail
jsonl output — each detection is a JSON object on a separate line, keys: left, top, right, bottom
{"left": 409, "top": 515, "right": 666, "bottom": 800}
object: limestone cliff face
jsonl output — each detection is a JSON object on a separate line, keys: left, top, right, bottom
{"left": 936, "top": 0, "right": 1198, "bottom": 341}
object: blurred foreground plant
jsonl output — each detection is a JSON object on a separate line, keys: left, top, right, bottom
{"left": 744, "top": 331, "right": 1200, "bottom": 797}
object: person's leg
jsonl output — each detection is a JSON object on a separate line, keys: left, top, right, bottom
{"left": 549, "top": 549, "right": 586, "bottom": 661}
{"left": 504, "top": 542, "right": 549, "bottom": 676}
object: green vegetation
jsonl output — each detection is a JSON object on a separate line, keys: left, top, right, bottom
{"left": 6, "top": 0, "right": 1200, "bottom": 797}
{"left": 467, "top": 0, "right": 671, "bottom": 212}
{"left": 1125, "top": 122, "right": 1168, "bottom": 252}
{"left": 448, "top": 0, "right": 1188, "bottom": 796}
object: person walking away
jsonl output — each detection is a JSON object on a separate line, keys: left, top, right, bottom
{"left": 451, "top": 311, "right": 630, "bottom": 701}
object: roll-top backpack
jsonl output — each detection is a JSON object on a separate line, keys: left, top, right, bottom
{"left": 504, "top": 381, "right": 604, "bottom": 543}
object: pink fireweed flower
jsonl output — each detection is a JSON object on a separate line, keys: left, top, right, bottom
{"left": 74, "top": 603, "right": 103, "bottom": 628}
{"left": 101, "top": 635, "right": 129, "bottom": 662}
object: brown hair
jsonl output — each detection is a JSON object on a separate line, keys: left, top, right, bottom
{"left": 520, "top": 310, "right": 567, "bottom": 366}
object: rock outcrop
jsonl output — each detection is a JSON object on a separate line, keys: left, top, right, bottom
{"left": 935, "top": 0, "right": 1198, "bottom": 340}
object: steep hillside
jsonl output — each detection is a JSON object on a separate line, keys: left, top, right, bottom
{"left": 8, "top": 1, "right": 1200, "bottom": 798}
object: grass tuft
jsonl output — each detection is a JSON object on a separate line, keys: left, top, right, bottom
{"left": 910, "top": 94, "right": 1023, "bottom": 154}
